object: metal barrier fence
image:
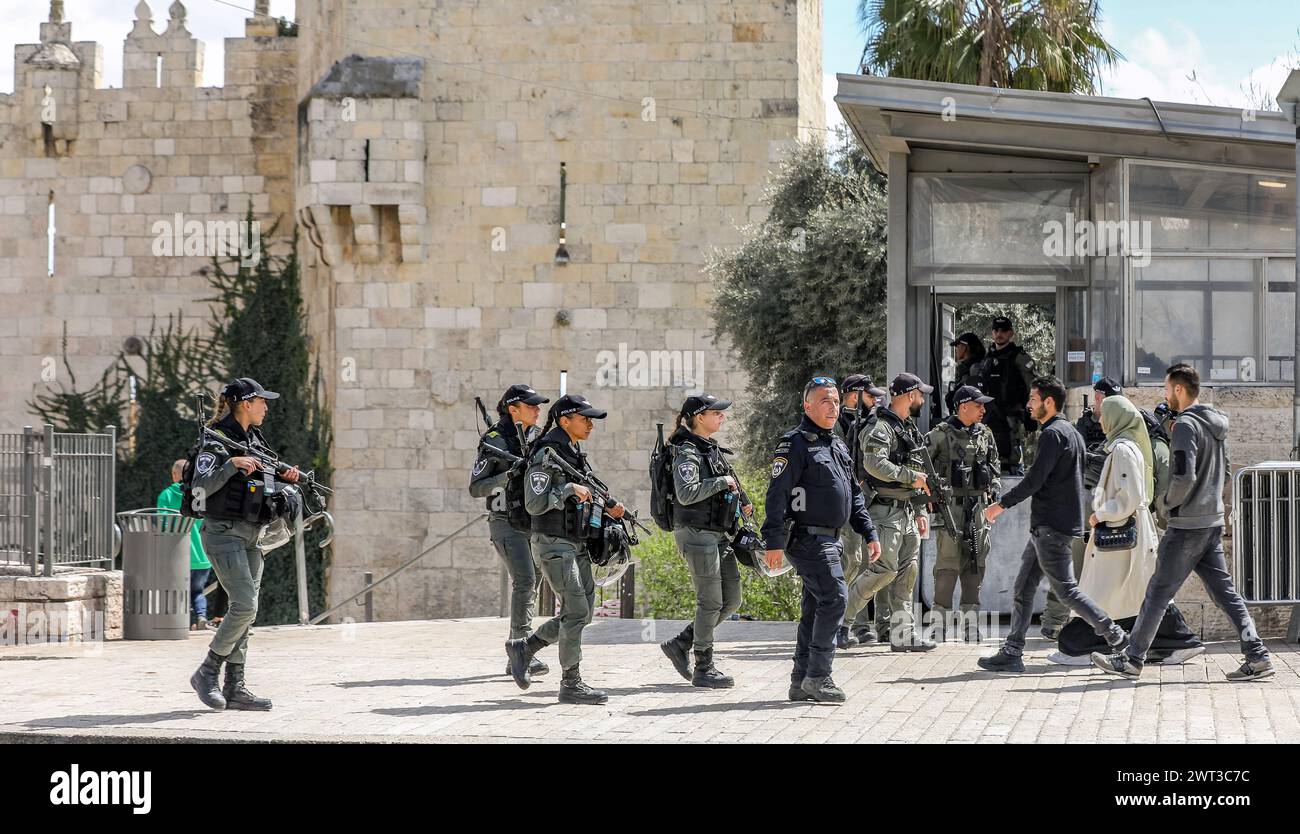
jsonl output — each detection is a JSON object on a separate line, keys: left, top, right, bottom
{"left": 0, "top": 425, "right": 117, "bottom": 576}
{"left": 1233, "top": 463, "right": 1300, "bottom": 603}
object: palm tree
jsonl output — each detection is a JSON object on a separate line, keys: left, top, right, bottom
{"left": 859, "top": 0, "right": 1122, "bottom": 94}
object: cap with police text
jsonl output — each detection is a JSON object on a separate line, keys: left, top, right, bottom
{"left": 224, "top": 377, "right": 279, "bottom": 401}
{"left": 841, "top": 374, "right": 885, "bottom": 398}
{"left": 953, "top": 385, "right": 993, "bottom": 407}
{"left": 502, "top": 384, "right": 549, "bottom": 406}
{"left": 1093, "top": 377, "right": 1122, "bottom": 397}
{"left": 890, "top": 373, "right": 934, "bottom": 396}
{"left": 681, "top": 393, "right": 732, "bottom": 417}
{"left": 991, "top": 316, "right": 1014, "bottom": 332}
{"left": 949, "top": 332, "right": 982, "bottom": 351}
{"left": 551, "top": 394, "right": 607, "bottom": 419}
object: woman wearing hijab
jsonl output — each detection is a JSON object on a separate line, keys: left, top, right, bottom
{"left": 1050, "top": 395, "right": 1202, "bottom": 665}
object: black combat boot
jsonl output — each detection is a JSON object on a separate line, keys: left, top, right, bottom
{"left": 852, "top": 627, "right": 877, "bottom": 645}
{"left": 659, "top": 624, "right": 694, "bottom": 681}
{"left": 788, "top": 676, "right": 814, "bottom": 701}
{"left": 799, "top": 675, "right": 846, "bottom": 704}
{"left": 506, "top": 634, "right": 549, "bottom": 690}
{"left": 691, "top": 649, "right": 734, "bottom": 688}
{"left": 190, "top": 650, "right": 227, "bottom": 711}
{"left": 558, "top": 665, "right": 608, "bottom": 705}
{"left": 221, "top": 663, "right": 273, "bottom": 711}
{"left": 505, "top": 648, "right": 550, "bottom": 678}
{"left": 835, "top": 626, "right": 859, "bottom": 649}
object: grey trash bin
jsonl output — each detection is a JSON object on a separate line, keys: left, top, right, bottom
{"left": 118, "top": 508, "right": 194, "bottom": 640}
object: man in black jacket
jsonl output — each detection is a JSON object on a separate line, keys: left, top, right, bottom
{"left": 976, "top": 376, "right": 1128, "bottom": 673}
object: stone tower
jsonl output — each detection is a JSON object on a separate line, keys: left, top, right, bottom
{"left": 291, "top": 0, "right": 825, "bottom": 620}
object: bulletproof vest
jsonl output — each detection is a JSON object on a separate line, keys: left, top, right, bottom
{"left": 1078, "top": 410, "right": 1107, "bottom": 449}
{"left": 980, "top": 343, "right": 1029, "bottom": 408}
{"left": 481, "top": 421, "right": 532, "bottom": 531}
{"left": 669, "top": 431, "right": 736, "bottom": 533}
{"left": 863, "top": 409, "right": 926, "bottom": 496}
{"left": 529, "top": 430, "right": 598, "bottom": 541}
{"left": 938, "top": 418, "right": 995, "bottom": 495}
{"left": 201, "top": 419, "right": 278, "bottom": 524}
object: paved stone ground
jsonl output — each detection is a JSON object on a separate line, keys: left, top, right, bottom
{"left": 2, "top": 618, "right": 1298, "bottom": 743}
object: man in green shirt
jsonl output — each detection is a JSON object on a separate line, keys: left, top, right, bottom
{"left": 157, "top": 459, "right": 213, "bottom": 630}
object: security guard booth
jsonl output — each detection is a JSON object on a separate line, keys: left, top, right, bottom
{"left": 834, "top": 74, "right": 1296, "bottom": 411}
{"left": 835, "top": 75, "right": 1299, "bottom": 629}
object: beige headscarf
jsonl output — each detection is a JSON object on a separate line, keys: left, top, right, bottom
{"left": 1101, "top": 395, "right": 1154, "bottom": 500}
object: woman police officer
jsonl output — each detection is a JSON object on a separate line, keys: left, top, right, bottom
{"left": 657, "top": 394, "right": 752, "bottom": 687}
{"left": 468, "top": 383, "right": 550, "bottom": 678}
{"left": 189, "top": 378, "right": 300, "bottom": 711}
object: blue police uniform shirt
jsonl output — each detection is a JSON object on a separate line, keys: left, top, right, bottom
{"left": 762, "top": 415, "right": 878, "bottom": 551}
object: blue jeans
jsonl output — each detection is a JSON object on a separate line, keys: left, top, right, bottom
{"left": 1004, "top": 525, "right": 1122, "bottom": 657}
{"left": 785, "top": 533, "right": 848, "bottom": 682}
{"left": 190, "top": 568, "right": 211, "bottom": 621}
{"left": 1127, "top": 526, "right": 1267, "bottom": 665}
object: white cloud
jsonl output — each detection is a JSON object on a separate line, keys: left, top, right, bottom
{"left": 1, "top": 0, "right": 296, "bottom": 94}
{"left": 1099, "top": 24, "right": 1298, "bottom": 110}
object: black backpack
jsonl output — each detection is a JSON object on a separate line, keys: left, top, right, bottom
{"left": 178, "top": 442, "right": 207, "bottom": 518}
{"left": 649, "top": 423, "right": 676, "bottom": 532}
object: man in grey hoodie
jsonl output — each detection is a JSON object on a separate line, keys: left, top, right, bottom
{"left": 1092, "top": 364, "right": 1272, "bottom": 681}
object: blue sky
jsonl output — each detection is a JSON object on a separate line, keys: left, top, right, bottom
{"left": 3, "top": 0, "right": 1299, "bottom": 122}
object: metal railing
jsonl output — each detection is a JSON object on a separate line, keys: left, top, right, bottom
{"left": 1231, "top": 462, "right": 1300, "bottom": 642}
{"left": 0, "top": 425, "right": 117, "bottom": 576}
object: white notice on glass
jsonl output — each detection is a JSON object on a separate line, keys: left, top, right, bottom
{"left": 1067, "top": 351, "right": 1085, "bottom": 363}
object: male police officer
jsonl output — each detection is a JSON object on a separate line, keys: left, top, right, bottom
{"left": 945, "top": 332, "right": 986, "bottom": 414}
{"left": 835, "top": 374, "right": 886, "bottom": 648}
{"left": 469, "top": 383, "right": 549, "bottom": 676}
{"left": 506, "top": 394, "right": 626, "bottom": 705}
{"left": 763, "top": 377, "right": 880, "bottom": 704}
{"left": 976, "top": 316, "right": 1036, "bottom": 475}
{"left": 926, "top": 385, "right": 1000, "bottom": 642}
{"left": 843, "top": 373, "right": 937, "bottom": 652}
{"left": 1041, "top": 376, "right": 1120, "bottom": 639}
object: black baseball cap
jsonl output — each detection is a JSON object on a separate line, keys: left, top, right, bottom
{"left": 950, "top": 332, "right": 982, "bottom": 351}
{"left": 550, "top": 394, "right": 607, "bottom": 419}
{"left": 681, "top": 393, "right": 732, "bottom": 417}
{"left": 842, "top": 374, "right": 887, "bottom": 398}
{"left": 890, "top": 373, "right": 933, "bottom": 396}
{"left": 1093, "top": 377, "right": 1122, "bottom": 397}
{"left": 223, "top": 377, "right": 279, "bottom": 401}
{"left": 953, "top": 385, "right": 994, "bottom": 407}
{"left": 991, "top": 316, "right": 1014, "bottom": 332}
{"left": 502, "top": 383, "right": 549, "bottom": 406}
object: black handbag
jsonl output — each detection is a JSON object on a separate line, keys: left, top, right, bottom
{"left": 1092, "top": 516, "right": 1138, "bottom": 551}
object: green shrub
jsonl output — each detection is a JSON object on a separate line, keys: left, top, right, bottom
{"left": 635, "top": 465, "right": 802, "bottom": 621}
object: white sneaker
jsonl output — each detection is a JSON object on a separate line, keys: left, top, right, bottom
{"left": 1156, "top": 646, "right": 1206, "bottom": 665}
{"left": 1047, "top": 650, "right": 1092, "bottom": 666}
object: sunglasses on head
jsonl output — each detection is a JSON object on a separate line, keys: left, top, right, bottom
{"left": 803, "top": 376, "right": 838, "bottom": 397}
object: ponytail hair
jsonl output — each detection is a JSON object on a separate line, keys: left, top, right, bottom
{"left": 207, "top": 394, "right": 233, "bottom": 427}
{"left": 495, "top": 395, "right": 517, "bottom": 440}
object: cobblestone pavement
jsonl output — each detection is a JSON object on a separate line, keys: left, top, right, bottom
{"left": 2, "top": 618, "right": 1297, "bottom": 743}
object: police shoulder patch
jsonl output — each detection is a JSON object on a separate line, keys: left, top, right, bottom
{"left": 472, "top": 456, "right": 488, "bottom": 477}
{"left": 530, "top": 471, "right": 551, "bottom": 495}
{"left": 195, "top": 452, "right": 217, "bottom": 476}
{"left": 770, "top": 457, "right": 788, "bottom": 479}
{"left": 677, "top": 460, "right": 700, "bottom": 483}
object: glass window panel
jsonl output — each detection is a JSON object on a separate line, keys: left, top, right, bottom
{"left": 1268, "top": 258, "right": 1296, "bottom": 382}
{"left": 909, "top": 175, "right": 1087, "bottom": 273}
{"left": 1129, "top": 164, "right": 1295, "bottom": 251}
{"left": 1134, "top": 258, "right": 1261, "bottom": 383}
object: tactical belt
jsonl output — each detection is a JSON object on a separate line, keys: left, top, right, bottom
{"left": 871, "top": 496, "right": 910, "bottom": 509}
{"left": 794, "top": 524, "right": 841, "bottom": 538}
